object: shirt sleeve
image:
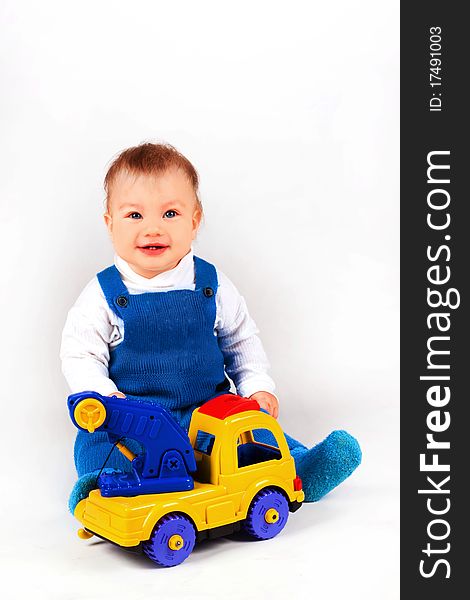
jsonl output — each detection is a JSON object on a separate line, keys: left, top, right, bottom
{"left": 215, "top": 270, "right": 276, "bottom": 398}
{"left": 60, "top": 277, "right": 122, "bottom": 396}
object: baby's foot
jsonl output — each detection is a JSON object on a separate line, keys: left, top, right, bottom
{"left": 68, "top": 468, "right": 122, "bottom": 513}
{"left": 292, "top": 430, "right": 361, "bottom": 502}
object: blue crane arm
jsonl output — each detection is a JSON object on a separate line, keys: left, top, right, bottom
{"left": 67, "top": 391, "right": 196, "bottom": 496}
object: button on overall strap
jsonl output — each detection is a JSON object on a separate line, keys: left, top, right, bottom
{"left": 97, "top": 265, "right": 129, "bottom": 318}
{"left": 194, "top": 256, "right": 219, "bottom": 295}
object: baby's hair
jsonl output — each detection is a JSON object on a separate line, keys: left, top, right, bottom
{"left": 104, "top": 142, "right": 202, "bottom": 214}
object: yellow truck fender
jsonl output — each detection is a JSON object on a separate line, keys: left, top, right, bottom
{"left": 141, "top": 500, "right": 204, "bottom": 541}
{"left": 239, "top": 476, "right": 293, "bottom": 518}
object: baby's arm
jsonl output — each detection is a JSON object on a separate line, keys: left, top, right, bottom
{"left": 215, "top": 271, "right": 279, "bottom": 417}
{"left": 60, "top": 278, "right": 121, "bottom": 396}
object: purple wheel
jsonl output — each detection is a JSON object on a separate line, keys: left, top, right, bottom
{"left": 243, "top": 488, "right": 289, "bottom": 540}
{"left": 142, "top": 513, "right": 196, "bottom": 567}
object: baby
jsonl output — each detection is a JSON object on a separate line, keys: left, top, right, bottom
{"left": 61, "top": 143, "right": 361, "bottom": 511}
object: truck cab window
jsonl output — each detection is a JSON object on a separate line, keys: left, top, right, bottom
{"left": 237, "top": 429, "right": 282, "bottom": 468}
{"left": 195, "top": 430, "right": 215, "bottom": 455}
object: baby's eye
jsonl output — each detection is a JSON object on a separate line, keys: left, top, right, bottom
{"left": 164, "top": 210, "right": 178, "bottom": 219}
{"left": 128, "top": 212, "right": 142, "bottom": 219}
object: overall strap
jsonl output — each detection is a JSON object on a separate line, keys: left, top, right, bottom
{"left": 97, "top": 265, "right": 129, "bottom": 317}
{"left": 194, "top": 256, "right": 219, "bottom": 294}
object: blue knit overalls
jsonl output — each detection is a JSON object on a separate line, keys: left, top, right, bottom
{"left": 74, "top": 256, "right": 230, "bottom": 477}
{"left": 70, "top": 256, "right": 361, "bottom": 511}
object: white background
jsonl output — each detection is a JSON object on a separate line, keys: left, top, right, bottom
{"left": 0, "top": 1, "right": 399, "bottom": 598}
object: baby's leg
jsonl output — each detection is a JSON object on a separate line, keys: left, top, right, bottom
{"left": 253, "top": 428, "right": 361, "bottom": 502}
{"left": 70, "top": 431, "right": 142, "bottom": 513}
{"left": 74, "top": 431, "right": 143, "bottom": 475}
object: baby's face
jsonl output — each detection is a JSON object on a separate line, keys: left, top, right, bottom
{"left": 104, "top": 168, "right": 201, "bottom": 278}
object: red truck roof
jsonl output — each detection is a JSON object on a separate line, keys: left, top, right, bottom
{"left": 198, "top": 394, "right": 260, "bottom": 420}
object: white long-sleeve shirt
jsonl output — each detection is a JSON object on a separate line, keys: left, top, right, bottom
{"left": 60, "top": 250, "right": 275, "bottom": 399}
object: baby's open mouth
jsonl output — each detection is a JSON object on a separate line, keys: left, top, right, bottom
{"left": 138, "top": 244, "right": 169, "bottom": 255}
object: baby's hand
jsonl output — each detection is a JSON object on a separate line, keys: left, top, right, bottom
{"left": 249, "top": 391, "right": 279, "bottom": 419}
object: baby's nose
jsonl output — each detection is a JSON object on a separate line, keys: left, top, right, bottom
{"left": 144, "top": 220, "right": 165, "bottom": 236}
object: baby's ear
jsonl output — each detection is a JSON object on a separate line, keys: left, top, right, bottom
{"left": 104, "top": 212, "right": 113, "bottom": 233}
{"left": 192, "top": 209, "right": 202, "bottom": 238}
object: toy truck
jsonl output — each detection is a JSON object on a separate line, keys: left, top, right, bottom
{"left": 68, "top": 392, "right": 304, "bottom": 567}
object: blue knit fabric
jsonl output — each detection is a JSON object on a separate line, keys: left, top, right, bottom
{"left": 69, "top": 256, "right": 361, "bottom": 511}
{"left": 98, "top": 256, "right": 230, "bottom": 421}
{"left": 292, "top": 431, "right": 362, "bottom": 502}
